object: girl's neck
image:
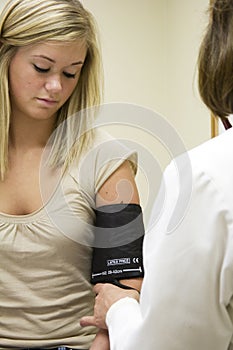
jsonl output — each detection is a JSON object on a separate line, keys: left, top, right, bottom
{"left": 9, "top": 113, "right": 56, "bottom": 151}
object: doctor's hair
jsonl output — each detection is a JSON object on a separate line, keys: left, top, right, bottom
{"left": 0, "top": 0, "right": 103, "bottom": 180}
{"left": 198, "top": 0, "right": 233, "bottom": 118}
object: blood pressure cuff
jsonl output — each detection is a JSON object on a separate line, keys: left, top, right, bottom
{"left": 91, "top": 203, "right": 144, "bottom": 284}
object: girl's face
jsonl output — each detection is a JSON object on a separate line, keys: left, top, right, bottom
{"left": 9, "top": 40, "right": 87, "bottom": 122}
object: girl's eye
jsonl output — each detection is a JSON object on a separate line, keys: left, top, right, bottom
{"left": 64, "top": 72, "right": 76, "bottom": 79}
{"left": 33, "top": 64, "right": 50, "bottom": 73}
{"left": 33, "top": 64, "right": 76, "bottom": 79}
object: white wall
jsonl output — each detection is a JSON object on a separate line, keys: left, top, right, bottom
{"left": 84, "top": 0, "right": 167, "bottom": 111}
{"left": 165, "top": 0, "right": 210, "bottom": 149}
{"left": 83, "top": 0, "right": 210, "bottom": 150}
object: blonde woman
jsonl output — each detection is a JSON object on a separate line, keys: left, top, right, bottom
{"left": 0, "top": 0, "right": 144, "bottom": 349}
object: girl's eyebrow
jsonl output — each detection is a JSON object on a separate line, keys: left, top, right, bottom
{"left": 32, "top": 55, "right": 84, "bottom": 66}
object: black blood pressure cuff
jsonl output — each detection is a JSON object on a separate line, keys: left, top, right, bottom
{"left": 91, "top": 203, "right": 145, "bottom": 284}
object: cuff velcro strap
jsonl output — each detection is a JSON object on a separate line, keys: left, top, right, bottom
{"left": 91, "top": 203, "right": 144, "bottom": 284}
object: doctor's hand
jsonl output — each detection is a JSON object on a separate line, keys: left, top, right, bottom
{"left": 80, "top": 283, "right": 140, "bottom": 329}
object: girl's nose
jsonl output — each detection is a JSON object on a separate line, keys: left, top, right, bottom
{"left": 45, "top": 75, "right": 62, "bottom": 92}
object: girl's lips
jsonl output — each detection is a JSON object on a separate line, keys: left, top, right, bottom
{"left": 37, "top": 98, "right": 58, "bottom": 106}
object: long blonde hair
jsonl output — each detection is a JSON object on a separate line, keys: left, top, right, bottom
{"left": 0, "top": 0, "right": 103, "bottom": 179}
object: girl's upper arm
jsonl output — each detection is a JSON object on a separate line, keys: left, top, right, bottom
{"left": 96, "top": 160, "right": 140, "bottom": 208}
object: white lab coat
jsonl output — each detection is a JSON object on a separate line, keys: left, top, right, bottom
{"left": 106, "top": 127, "right": 233, "bottom": 350}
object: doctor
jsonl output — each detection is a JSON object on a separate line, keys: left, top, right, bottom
{"left": 80, "top": 0, "right": 233, "bottom": 349}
